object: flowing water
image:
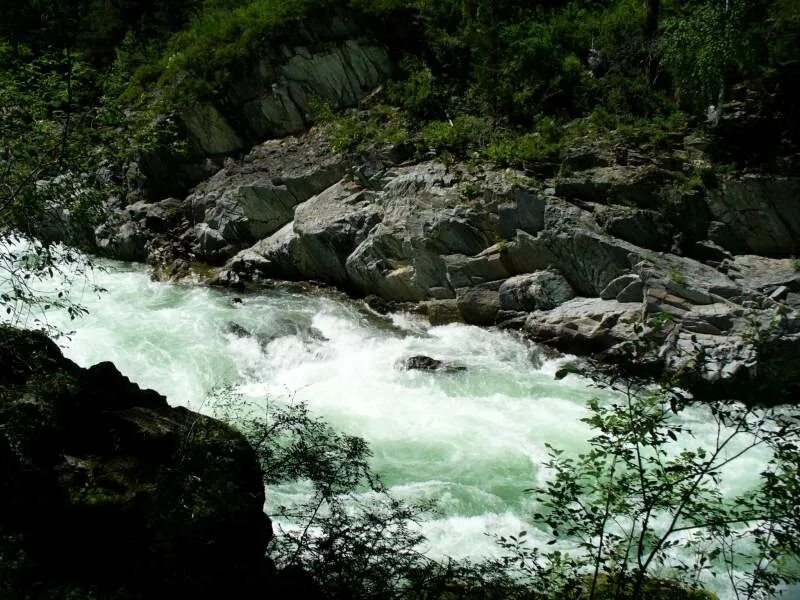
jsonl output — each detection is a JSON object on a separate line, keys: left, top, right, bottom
{"left": 19, "top": 259, "right": 788, "bottom": 598}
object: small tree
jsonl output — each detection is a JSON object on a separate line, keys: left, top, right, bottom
{"left": 0, "top": 35, "right": 107, "bottom": 329}
{"left": 491, "top": 360, "right": 800, "bottom": 600}
{"left": 658, "top": 0, "right": 758, "bottom": 115}
{"left": 209, "top": 390, "right": 473, "bottom": 600}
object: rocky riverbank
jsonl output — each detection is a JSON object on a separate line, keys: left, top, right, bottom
{"left": 95, "top": 117, "right": 800, "bottom": 402}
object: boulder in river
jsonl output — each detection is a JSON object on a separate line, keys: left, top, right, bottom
{"left": 402, "top": 355, "right": 467, "bottom": 373}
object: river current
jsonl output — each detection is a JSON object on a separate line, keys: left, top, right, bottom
{"left": 29, "top": 259, "right": 786, "bottom": 598}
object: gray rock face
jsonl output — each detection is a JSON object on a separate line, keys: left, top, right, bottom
{"left": 600, "top": 274, "right": 643, "bottom": 302}
{"left": 504, "top": 230, "right": 638, "bottom": 296}
{"left": 722, "top": 255, "right": 800, "bottom": 293}
{"left": 444, "top": 249, "right": 510, "bottom": 288}
{"left": 95, "top": 219, "right": 151, "bottom": 262}
{"left": 499, "top": 270, "right": 574, "bottom": 311}
{"left": 596, "top": 206, "right": 673, "bottom": 251}
{"left": 418, "top": 299, "right": 463, "bottom": 325}
{"left": 554, "top": 165, "right": 675, "bottom": 208}
{"left": 116, "top": 122, "right": 800, "bottom": 398}
{"left": 291, "top": 181, "right": 383, "bottom": 285}
{"left": 179, "top": 40, "right": 391, "bottom": 155}
{"left": 495, "top": 187, "right": 546, "bottom": 238}
{"left": 707, "top": 176, "right": 800, "bottom": 255}
{"left": 456, "top": 285, "right": 501, "bottom": 325}
{"left": 181, "top": 103, "right": 245, "bottom": 155}
{"left": 524, "top": 297, "right": 642, "bottom": 355}
{"left": 187, "top": 131, "right": 348, "bottom": 257}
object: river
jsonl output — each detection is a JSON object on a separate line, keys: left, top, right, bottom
{"left": 29, "top": 259, "right": 789, "bottom": 598}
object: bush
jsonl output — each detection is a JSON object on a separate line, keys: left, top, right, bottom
{"left": 329, "top": 105, "right": 410, "bottom": 154}
{"left": 484, "top": 117, "right": 563, "bottom": 168}
{"left": 421, "top": 115, "right": 492, "bottom": 154}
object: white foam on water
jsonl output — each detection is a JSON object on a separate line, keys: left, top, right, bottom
{"left": 20, "top": 259, "right": 779, "bottom": 600}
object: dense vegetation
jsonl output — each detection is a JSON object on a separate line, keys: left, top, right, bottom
{"left": 3, "top": 0, "right": 800, "bottom": 171}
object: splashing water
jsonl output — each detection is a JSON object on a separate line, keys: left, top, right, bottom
{"left": 26, "top": 259, "right": 783, "bottom": 597}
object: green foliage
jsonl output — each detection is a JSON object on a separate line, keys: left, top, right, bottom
{"left": 421, "top": 116, "right": 492, "bottom": 154}
{"left": 485, "top": 117, "right": 563, "bottom": 168}
{"left": 506, "top": 371, "right": 800, "bottom": 600}
{"left": 386, "top": 58, "right": 437, "bottom": 118}
{"left": 668, "top": 265, "right": 686, "bottom": 285}
{"left": 329, "top": 105, "right": 410, "bottom": 154}
{"left": 210, "top": 390, "right": 473, "bottom": 599}
{"left": 658, "top": 1, "right": 760, "bottom": 111}
{"left": 0, "top": 43, "right": 108, "bottom": 329}
{"left": 126, "top": 0, "right": 333, "bottom": 105}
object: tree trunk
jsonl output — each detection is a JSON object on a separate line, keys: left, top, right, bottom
{"left": 644, "top": 0, "right": 660, "bottom": 38}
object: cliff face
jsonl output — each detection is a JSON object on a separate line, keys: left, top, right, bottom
{"left": 135, "top": 17, "right": 391, "bottom": 200}
{"left": 0, "top": 326, "right": 272, "bottom": 600}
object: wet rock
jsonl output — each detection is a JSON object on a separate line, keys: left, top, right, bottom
{"left": 402, "top": 355, "right": 467, "bottom": 373}
{"left": 419, "top": 299, "right": 463, "bottom": 325}
{"left": 94, "top": 218, "right": 151, "bottom": 261}
{"left": 456, "top": 285, "right": 501, "bottom": 325}
{"left": 226, "top": 322, "right": 252, "bottom": 337}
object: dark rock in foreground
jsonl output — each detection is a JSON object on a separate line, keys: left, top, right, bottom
{"left": 0, "top": 326, "right": 272, "bottom": 600}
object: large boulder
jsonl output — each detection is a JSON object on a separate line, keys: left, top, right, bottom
{"left": 0, "top": 327, "right": 271, "bottom": 600}
{"left": 94, "top": 218, "right": 151, "bottom": 262}
{"left": 553, "top": 164, "right": 676, "bottom": 208}
{"left": 706, "top": 176, "right": 800, "bottom": 255}
{"left": 504, "top": 230, "right": 637, "bottom": 296}
{"left": 499, "top": 270, "right": 574, "bottom": 311}
{"left": 188, "top": 131, "right": 348, "bottom": 256}
{"left": 237, "top": 180, "right": 384, "bottom": 287}
{"left": 524, "top": 297, "right": 642, "bottom": 355}
{"left": 456, "top": 284, "right": 502, "bottom": 325}
{"left": 342, "top": 163, "right": 495, "bottom": 301}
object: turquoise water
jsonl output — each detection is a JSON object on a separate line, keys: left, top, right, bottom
{"left": 25, "top": 259, "right": 780, "bottom": 597}
{"left": 38, "top": 261, "right": 601, "bottom": 557}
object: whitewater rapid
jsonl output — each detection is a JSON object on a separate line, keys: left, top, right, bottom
{"left": 24, "top": 259, "right": 785, "bottom": 598}
{"left": 38, "top": 261, "right": 603, "bottom": 557}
